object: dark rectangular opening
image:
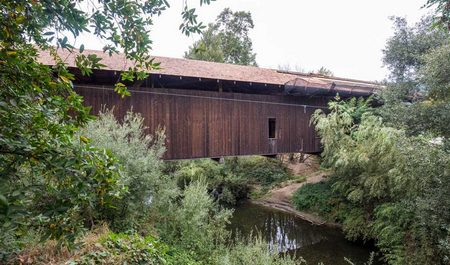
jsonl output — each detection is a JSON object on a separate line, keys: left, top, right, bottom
{"left": 268, "top": 118, "right": 276, "bottom": 139}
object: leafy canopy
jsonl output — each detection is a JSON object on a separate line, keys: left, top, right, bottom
{"left": 312, "top": 98, "right": 450, "bottom": 265}
{"left": 420, "top": 43, "right": 450, "bottom": 101}
{"left": 382, "top": 16, "right": 448, "bottom": 85}
{"left": 0, "top": 0, "right": 213, "bottom": 252}
{"left": 379, "top": 15, "right": 450, "bottom": 141}
{"left": 1, "top": 0, "right": 213, "bottom": 96}
{"left": 185, "top": 8, "right": 258, "bottom": 66}
{"left": 426, "top": 0, "right": 450, "bottom": 31}
{"left": 315, "top": 10, "right": 450, "bottom": 264}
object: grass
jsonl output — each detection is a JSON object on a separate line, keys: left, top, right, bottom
{"left": 12, "top": 225, "right": 110, "bottom": 265}
{"left": 293, "top": 175, "right": 307, "bottom": 183}
{"left": 248, "top": 184, "right": 266, "bottom": 199}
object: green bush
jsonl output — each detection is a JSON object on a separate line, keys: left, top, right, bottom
{"left": 292, "top": 182, "right": 334, "bottom": 218}
{"left": 78, "top": 110, "right": 170, "bottom": 231}
{"left": 1, "top": 138, "right": 126, "bottom": 255}
{"left": 173, "top": 159, "right": 251, "bottom": 205}
{"left": 156, "top": 180, "right": 232, "bottom": 263}
{"left": 174, "top": 159, "right": 225, "bottom": 190}
{"left": 225, "top": 156, "right": 291, "bottom": 185}
{"left": 172, "top": 156, "right": 291, "bottom": 205}
{"left": 312, "top": 97, "right": 450, "bottom": 264}
{"left": 70, "top": 232, "right": 199, "bottom": 265}
{"left": 215, "top": 236, "right": 299, "bottom": 265}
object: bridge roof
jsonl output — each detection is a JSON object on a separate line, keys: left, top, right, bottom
{"left": 38, "top": 48, "right": 381, "bottom": 95}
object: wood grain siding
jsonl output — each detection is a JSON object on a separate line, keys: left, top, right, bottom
{"left": 75, "top": 85, "right": 326, "bottom": 160}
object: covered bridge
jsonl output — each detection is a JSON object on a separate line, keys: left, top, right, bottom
{"left": 40, "top": 50, "right": 380, "bottom": 160}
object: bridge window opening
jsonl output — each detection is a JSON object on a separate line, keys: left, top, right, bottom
{"left": 268, "top": 118, "right": 276, "bottom": 139}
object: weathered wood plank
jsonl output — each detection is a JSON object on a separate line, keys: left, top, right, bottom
{"left": 75, "top": 86, "right": 325, "bottom": 159}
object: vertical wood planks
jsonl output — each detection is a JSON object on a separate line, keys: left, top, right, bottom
{"left": 75, "top": 86, "right": 325, "bottom": 159}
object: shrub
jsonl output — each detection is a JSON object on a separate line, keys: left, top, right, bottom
{"left": 0, "top": 139, "right": 126, "bottom": 257}
{"left": 71, "top": 232, "right": 193, "bottom": 265}
{"left": 172, "top": 156, "right": 292, "bottom": 205}
{"left": 157, "top": 180, "right": 233, "bottom": 262}
{"left": 172, "top": 155, "right": 291, "bottom": 206}
{"left": 77, "top": 110, "right": 170, "bottom": 230}
{"left": 174, "top": 159, "right": 225, "bottom": 190}
{"left": 174, "top": 159, "right": 251, "bottom": 205}
{"left": 11, "top": 225, "right": 200, "bottom": 265}
{"left": 215, "top": 236, "right": 299, "bottom": 265}
{"left": 292, "top": 181, "right": 334, "bottom": 218}
{"left": 228, "top": 156, "right": 291, "bottom": 185}
{"left": 312, "top": 97, "right": 450, "bottom": 264}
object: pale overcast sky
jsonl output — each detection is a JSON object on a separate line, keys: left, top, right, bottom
{"left": 82, "top": 0, "right": 431, "bottom": 82}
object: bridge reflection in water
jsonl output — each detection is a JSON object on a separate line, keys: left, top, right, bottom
{"left": 229, "top": 202, "right": 381, "bottom": 265}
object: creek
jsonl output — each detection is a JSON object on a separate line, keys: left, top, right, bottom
{"left": 229, "top": 202, "right": 381, "bottom": 265}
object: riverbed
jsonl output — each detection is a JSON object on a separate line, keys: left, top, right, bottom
{"left": 229, "top": 202, "right": 380, "bottom": 265}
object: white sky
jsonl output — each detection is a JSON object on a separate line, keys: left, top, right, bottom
{"left": 82, "top": 0, "right": 431, "bottom": 82}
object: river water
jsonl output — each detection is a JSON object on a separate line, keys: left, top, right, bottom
{"left": 229, "top": 202, "right": 380, "bottom": 265}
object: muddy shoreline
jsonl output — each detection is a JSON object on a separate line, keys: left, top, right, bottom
{"left": 251, "top": 162, "right": 340, "bottom": 228}
{"left": 251, "top": 199, "right": 340, "bottom": 228}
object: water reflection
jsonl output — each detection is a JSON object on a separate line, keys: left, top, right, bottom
{"left": 229, "top": 202, "right": 380, "bottom": 265}
{"left": 262, "top": 209, "right": 325, "bottom": 252}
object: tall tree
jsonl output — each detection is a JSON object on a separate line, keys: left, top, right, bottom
{"left": 185, "top": 24, "right": 225, "bottom": 63}
{"left": 420, "top": 43, "right": 450, "bottom": 101}
{"left": 308, "top": 9, "right": 450, "bottom": 264}
{"left": 312, "top": 97, "right": 450, "bottom": 265}
{"left": 0, "top": 0, "right": 212, "bottom": 250}
{"left": 185, "top": 8, "right": 258, "bottom": 66}
{"left": 380, "top": 15, "right": 450, "bottom": 138}
{"left": 382, "top": 16, "right": 448, "bottom": 85}
{"left": 426, "top": 0, "right": 450, "bottom": 31}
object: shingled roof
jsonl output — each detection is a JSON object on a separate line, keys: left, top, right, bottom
{"left": 38, "top": 48, "right": 381, "bottom": 95}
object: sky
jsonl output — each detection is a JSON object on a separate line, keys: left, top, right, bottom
{"left": 82, "top": 0, "right": 431, "bottom": 82}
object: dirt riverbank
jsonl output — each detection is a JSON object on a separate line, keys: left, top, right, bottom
{"left": 253, "top": 156, "right": 339, "bottom": 227}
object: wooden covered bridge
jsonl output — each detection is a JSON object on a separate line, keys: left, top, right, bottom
{"left": 40, "top": 50, "right": 379, "bottom": 160}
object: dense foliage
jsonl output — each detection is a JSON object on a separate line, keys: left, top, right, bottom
{"left": 0, "top": 0, "right": 213, "bottom": 261}
{"left": 307, "top": 95, "right": 450, "bottom": 265}
{"left": 13, "top": 228, "right": 303, "bottom": 265}
{"left": 73, "top": 111, "right": 233, "bottom": 264}
{"left": 0, "top": 48, "right": 127, "bottom": 255}
{"left": 4, "top": 108, "right": 298, "bottom": 264}
{"left": 214, "top": 236, "right": 298, "bottom": 265}
{"left": 293, "top": 17, "right": 450, "bottom": 263}
{"left": 170, "top": 156, "right": 291, "bottom": 205}
{"left": 426, "top": 0, "right": 450, "bottom": 31}
{"left": 77, "top": 110, "right": 167, "bottom": 230}
{"left": 71, "top": 232, "right": 192, "bottom": 265}
{"left": 421, "top": 43, "right": 450, "bottom": 101}
{"left": 185, "top": 8, "right": 258, "bottom": 66}
{"left": 382, "top": 16, "right": 448, "bottom": 85}
{"left": 229, "top": 156, "right": 291, "bottom": 185}
{"left": 293, "top": 182, "right": 334, "bottom": 218}
{"left": 380, "top": 16, "right": 450, "bottom": 140}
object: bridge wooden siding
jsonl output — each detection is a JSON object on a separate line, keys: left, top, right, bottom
{"left": 76, "top": 85, "right": 326, "bottom": 160}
